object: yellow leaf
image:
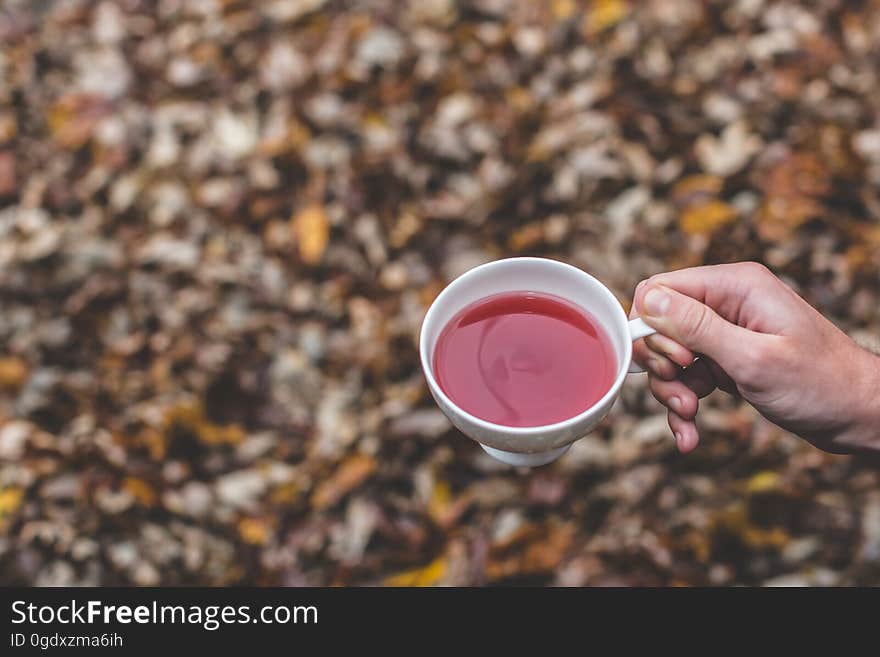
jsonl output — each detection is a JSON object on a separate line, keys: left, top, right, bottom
{"left": 163, "top": 400, "right": 246, "bottom": 446}
{"left": 123, "top": 477, "right": 157, "bottom": 507}
{"left": 584, "top": 0, "right": 628, "bottom": 35}
{"left": 293, "top": 204, "right": 330, "bottom": 265}
{"left": 385, "top": 556, "right": 447, "bottom": 587}
{"left": 270, "top": 482, "right": 300, "bottom": 504}
{"left": 552, "top": 0, "right": 577, "bottom": 21}
{"left": 0, "top": 487, "right": 23, "bottom": 517}
{"left": 680, "top": 200, "right": 737, "bottom": 235}
{"left": 238, "top": 517, "right": 272, "bottom": 545}
{"left": 0, "top": 356, "right": 28, "bottom": 389}
{"left": 427, "top": 479, "right": 452, "bottom": 524}
{"left": 746, "top": 471, "right": 781, "bottom": 494}
{"left": 672, "top": 174, "right": 724, "bottom": 203}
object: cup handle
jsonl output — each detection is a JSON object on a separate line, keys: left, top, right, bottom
{"left": 627, "top": 317, "right": 657, "bottom": 373}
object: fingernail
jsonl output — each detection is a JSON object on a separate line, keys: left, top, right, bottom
{"left": 643, "top": 288, "right": 670, "bottom": 316}
{"left": 669, "top": 396, "right": 682, "bottom": 413}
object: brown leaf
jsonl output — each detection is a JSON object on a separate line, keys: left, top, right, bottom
{"left": 0, "top": 356, "right": 28, "bottom": 390}
{"left": 755, "top": 195, "right": 821, "bottom": 243}
{"left": 311, "top": 454, "right": 376, "bottom": 510}
{"left": 47, "top": 94, "right": 111, "bottom": 149}
{"left": 487, "top": 522, "right": 575, "bottom": 581}
{"left": 122, "top": 476, "right": 157, "bottom": 508}
{"left": 672, "top": 174, "right": 724, "bottom": 205}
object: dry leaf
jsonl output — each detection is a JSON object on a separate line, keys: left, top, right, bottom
{"left": 583, "top": 0, "right": 628, "bottom": 35}
{"left": 672, "top": 174, "right": 724, "bottom": 204}
{"left": 0, "top": 487, "right": 24, "bottom": 518}
{"left": 311, "top": 455, "right": 376, "bottom": 510}
{"left": 238, "top": 517, "right": 272, "bottom": 545}
{"left": 552, "top": 0, "right": 577, "bottom": 21}
{"left": 293, "top": 204, "right": 330, "bottom": 265}
{"left": 746, "top": 471, "right": 782, "bottom": 495}
{"left": 0, "top": 357, "right": 28, "bottom": 390}
{"left": 385, "top": 556, "right": 447, "bottom": 586}
{"left": 122, "top": 477, "right": 157, "bottom": 507}
{"left": 695, "top": 121, "right": 762, "bottom": 176}
{"left": 508, "top": 223, "right": 544, "bottom": 251}
{"left": 680, "top": 200, "right": 738, "bottom": 235}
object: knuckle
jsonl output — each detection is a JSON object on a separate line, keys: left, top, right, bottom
{"left": 681, "top": 302, "right": 713, "bottom": 343}
{"left": 742, "top": 261, "right": 771, "bottom": 280}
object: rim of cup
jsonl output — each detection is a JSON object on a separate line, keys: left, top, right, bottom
{"left": 419, "top": 257, "right": 633, "bottom": 437}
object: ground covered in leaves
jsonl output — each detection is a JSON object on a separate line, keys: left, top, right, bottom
{"left": 1, "top": 0, "right": 880, "bottom": 586}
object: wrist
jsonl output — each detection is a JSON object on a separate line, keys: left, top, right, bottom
{"left": 844, "top": 348, "right": 880, "bottom": 453}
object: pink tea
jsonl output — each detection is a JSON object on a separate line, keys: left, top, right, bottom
{"left": 433, "top": 291, "right": 617, "bottom": 427}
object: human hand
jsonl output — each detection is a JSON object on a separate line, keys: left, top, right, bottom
{"left": 630, "top": 262, "right": 880, "bottom": 455}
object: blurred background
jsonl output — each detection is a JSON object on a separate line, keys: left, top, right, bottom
{"left": 1, "top": 0, "right": 879, "bottom": 586}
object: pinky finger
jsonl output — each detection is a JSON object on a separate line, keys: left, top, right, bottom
{"left": 668, "top": 410, "right": 700, "bottom": 454}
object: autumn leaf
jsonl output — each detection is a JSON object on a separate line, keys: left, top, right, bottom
{"left": 672, "top": 174, "right": 724, "bottom": 205}
{"left": 746, "top": 471, "right": 782, "bottom": 494}
{"left": 123, "top": 477, "right": 157, "bottom": 507}
{"left": 695, "top": 121, "right": 762, "bottom": 176}
{"left": 0, "top": 487, "right": 24, "bottom": 518}
{"left": 712, "top": 503, "right": 790, "bottom": 550}
{"left": 293, "top": 203, "right": 330, "bottom": 265}
{"left": 162, "top": 400, "right": 246, "bottom": 446}
{"left": 552, "top": 0, "right": 577, "bottom": 21}
{"left": 427, "top": 479, "right": 452, "bottom": 525}
{"left": 311, "top": 455, "right": 376, "bottom": 510}
{"left": 679, "top": 200, "right": 738, "bottom": 235}
{"left": 385, "top": 556, "right": 447, "bottom": 586}
{"left": 508, "top": 223, "right": 544, "bottom": 251}
{"left": 583, "top": 0, "right": 628, "bottom": 35}
{"left": 238, "top": 517, "right": 272, "bottom": 545}
{"left": 0, "top": 356, "right": 28, "bottom": 390}
{"left": 754, "top": 195, "right": 821, "bottom": 243}
{"left": 47, "top": 94, "right": 111, "bottom": 149}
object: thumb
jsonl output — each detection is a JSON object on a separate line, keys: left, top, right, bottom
{"left": 636, "top": 284, "right": 754, "bottom": 379}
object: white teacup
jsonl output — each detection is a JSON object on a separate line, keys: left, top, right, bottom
{"left": 419, "top": 257, "right": 656, "bottom": 467}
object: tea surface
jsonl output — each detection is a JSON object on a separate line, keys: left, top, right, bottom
{"left": 433, "top": 291, "right": 616, "bottom": 427}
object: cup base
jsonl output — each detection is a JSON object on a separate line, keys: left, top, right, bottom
{"left": 479, "top": 443, "right": 571, "bottom": 467}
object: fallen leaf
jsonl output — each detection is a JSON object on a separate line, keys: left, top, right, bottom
{"left": 427, "top": 479, "right": 452, "bottom": 524}
{"left": 163, "top": 401, "right": 246, "bottom": 446}
{"left": 552, "top": 0, "right": 577, "bottom": 21}
{"left": 672, "top": 174, "right": 724, "bottom": 205}
{"left": 385, "top": 555, "right": 447, "bottom": 586}
{"left": 583, "top": 0, "right": 628, "bottom": 35}
{"left": 238, "top": 517, "right": 272, "bottom": 545}
{"left": 47, "top": 94, "right": 112, "bottom": 149}
{"left": 508, "top": 223, "right": 544, "bottom": 251}
{"left": 122, "top": 477, "right": 157, "bottom": 507}
{"left": 311, "top": 455, "right": 376, "bottom": 510}
{"left": 487, "top": 522, "right": 575, "bottom": 580}
{"left": 680, "top": 200, "right": 738, "bottom": 235}
{"left": 0, "top": 356, "right": 28, "bottom": 390}
{"left": 0, "top": 487, "right": 23, "bottom": 518}
{"left": 755, "top": 195, "right": 822, "bottom": 243}
{"left": 293, "top": 203, "right": 329, "bottom": 265}
{"left": 695, "top": 121, "right": 763, "bottom": 176}
{"left": 746, "top": 471, "right": 782, "bottom": 495}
